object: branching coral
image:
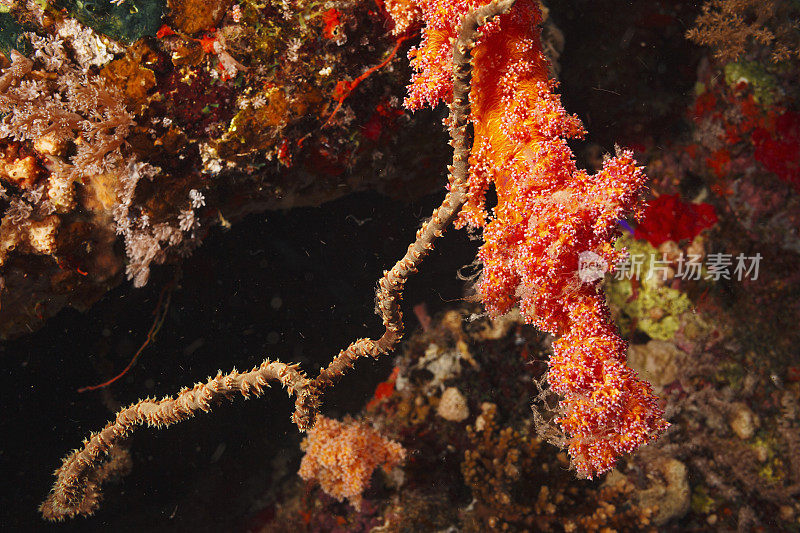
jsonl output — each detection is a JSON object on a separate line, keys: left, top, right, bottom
{"left": 39, "top": 360, "right": 311, "bottom": 520}
{"left": 391, "top": 0, "right": 667, "bottom": 478}
{"left": 39, "top": 0, "right": 667, "bottom": 520}
{"left": 687, "top": 0, "right": 800, "bottom": 64}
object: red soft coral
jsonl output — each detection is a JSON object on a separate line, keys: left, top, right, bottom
{"left": 394, "top": 0, "right": 668, "bottom": 477}
{"left": 634, "top": 193, "right": 718, "bottom": 247}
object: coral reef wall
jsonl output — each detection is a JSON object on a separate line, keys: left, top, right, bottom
{"left": 0, "top": 0, "right": 449, "bottom": 338}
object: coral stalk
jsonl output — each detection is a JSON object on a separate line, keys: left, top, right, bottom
{"left": 40, "top": 0, "right": 514, "bottom": 520}
{"left": 40, "top": 360, "right": 311, "bottom": 520}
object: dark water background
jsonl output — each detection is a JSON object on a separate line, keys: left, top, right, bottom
{"left": 1, "top": 191, "right": 476, "bottom": 532}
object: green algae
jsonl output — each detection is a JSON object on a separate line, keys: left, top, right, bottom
{"left": 606, "top": 235, "right": 694, "bottom": 341}
{"left": 55, "top": 0, "right": 165, "bottom": 43}
{"left": 724, "top": 60, "right": 779, "bottom": 105}
{"left": 0, "top": 12, "right": 32, "bottom": 57}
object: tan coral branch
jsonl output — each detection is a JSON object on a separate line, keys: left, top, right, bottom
{"left": 296, "top": 0, "right": 518, "bottom": 429}
{"left": 40, "top": 360, "right": 310, "bottom": 520}
{"left": 40, "top": 0, "right": 517, "bottom": 521}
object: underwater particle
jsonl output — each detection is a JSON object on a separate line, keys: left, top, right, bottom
{"left": 54, "top": 0, "right": 166, "bottom": 43}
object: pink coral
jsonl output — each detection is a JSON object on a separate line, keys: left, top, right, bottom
{"left": 394, "top": 0, "right": 668, "bottom": 477}
{"left": 298, "top": 416, "right": 406, "bottom": 509}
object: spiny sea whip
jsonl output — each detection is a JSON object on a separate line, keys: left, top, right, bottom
{"left": 393, "top": 0, "right": 668, "bottom": 477}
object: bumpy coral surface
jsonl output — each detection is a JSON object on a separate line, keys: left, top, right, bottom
{"left": 298, "top": 416, "right": 405, "bottom": 509}
{"left": 393, "top": 0, "right": 668, "bottom": 477}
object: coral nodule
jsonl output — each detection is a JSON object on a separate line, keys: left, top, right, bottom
{"left": 393, "top": 0, "right": 668, "bottom": 478}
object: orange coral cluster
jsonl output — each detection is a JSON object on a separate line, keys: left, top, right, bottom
{"left": 393, "top": 0, "right": 668, "bottom": 477}
{"left": 299, "top": 416, "right": 406, "bottom": 509}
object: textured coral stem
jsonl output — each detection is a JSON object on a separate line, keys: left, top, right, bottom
{"left": 41, "top": 0, "right": 518, "bottom": 520}
{"left": 40, "top": 360, "right": 309, "bottom": 520}
{"left": 298, "top": 0, "right": 518, "bottom": 429}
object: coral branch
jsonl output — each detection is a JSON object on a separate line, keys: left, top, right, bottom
{"left": 40, "top": 360, "right": 310, "bottom": 520}
{"left": 293, "top": 0, "right": 517, "bottom": 430}
{"left": 322, "top": 34, "right": 412, "bottom": 128}
{"left": 41, "top": 0, "right": 516, "bottom": 521}
{"left": 77, "top": 279, "right": 175, "bottom": 393}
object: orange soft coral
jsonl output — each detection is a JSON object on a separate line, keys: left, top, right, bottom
{"left": 298, "top": 416, "right": 406, "bottom": 509}
{"left": 394, "top": 0, "right": 668, "bottom": 477}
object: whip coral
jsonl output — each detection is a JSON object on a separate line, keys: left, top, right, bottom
{"left": 393, "top": 0, "right": 668, "bottom": 477}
